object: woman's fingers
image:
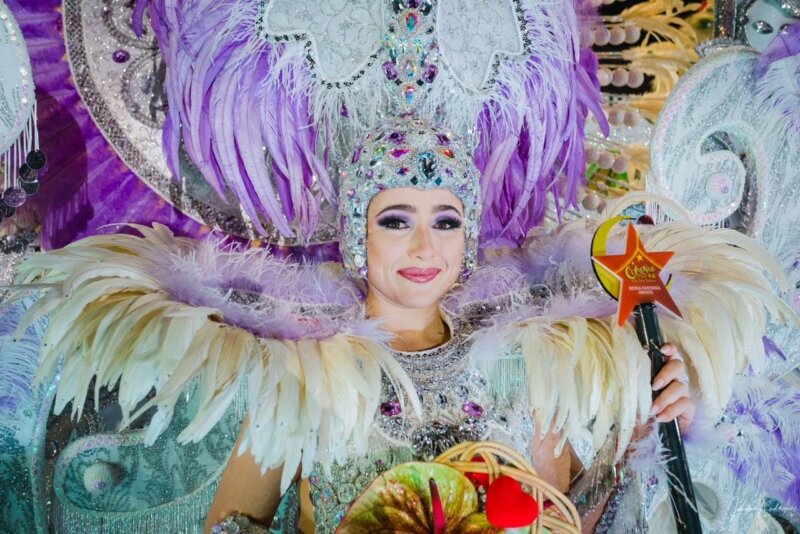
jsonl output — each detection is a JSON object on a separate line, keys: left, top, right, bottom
{"left": 660, "top": 342, "right": 679, "bottom": 357}
{"left": 650, "top": 381, "right": 689, "bottom": 416}
{"left": 652, "top": 359, "right": 685, "bottom": 390}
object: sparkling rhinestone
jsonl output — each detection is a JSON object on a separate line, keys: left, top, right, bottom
{"left": 21, "top": 180, "right": 38, "bottom": 196}
{"left": 418, "top": 151, "right": 436, "bottom": 178}
{"left": 18, "top": 164, "right": 37, "bottom": 183}
{"left": 380, "top": 401, "right": 401, "bottom": 416}
{"left": 404, "top": 84, "right": 416, "bottom": 104}
{"left": 422, "top": 63, "right": 438, "bottom": 83}
{"left": 3, "top": 187, "right": 26, "bottom": 208}
{"left": 388, "top": 131, "right": 406, "bottom": 144}
{"left": 26, "top": 150, "right": 46, "bottom": 170}
{"left": 462, "top": 401, "right": 484, "bottom": 417}
{"left": 382, "top": 60, "right": 398, "bottom": 81}
{"left": 406, "top": 13, "right": 418, "bottom": 32}
{"left": 390, "top": 148, "right": 410, "bottom": 158}
{"left": 112, "top": 49, "right": 130, "bottom": 63}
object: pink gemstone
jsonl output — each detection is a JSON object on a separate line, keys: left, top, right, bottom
{"left": 462, "top": 401, "right": 484, "bottom": 418}
{"left": 439, "top": 147, "right": 454, "bottom": 158}
{"left": 391, "top": 148, "right": 410, "bottom": 158}
{"left": 380, "top": 401, "right": 402, "bottom": 416}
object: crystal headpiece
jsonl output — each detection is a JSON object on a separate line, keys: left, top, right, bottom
{"left": 339, "top": 116, "right": 481, "bottom": 279}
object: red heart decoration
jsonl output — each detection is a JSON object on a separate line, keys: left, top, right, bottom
{"left": 485, "top": 475, "right": 539, "bottom": 528}
{"left": 465, "top": 456, "right": 490, "bottom": 490}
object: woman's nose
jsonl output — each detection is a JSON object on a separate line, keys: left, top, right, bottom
{"left": 409, "top": 225, "right": 436, "bottom": 260}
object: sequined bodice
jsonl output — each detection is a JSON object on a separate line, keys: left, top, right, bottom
{"left": 307, "top": 318, "right": 534, "bottom": 531}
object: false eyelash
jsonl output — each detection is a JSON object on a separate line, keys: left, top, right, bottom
{"left": 376, "top": 215, "right": 410, "bottom": 229}
{"left": 434, "top": 217, "right": 463, "bottom": 230}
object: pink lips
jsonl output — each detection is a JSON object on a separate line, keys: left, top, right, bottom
{"left": 398, "top": 267, "right": 441, "bottom": 284}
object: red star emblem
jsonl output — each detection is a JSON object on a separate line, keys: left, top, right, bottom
{"left": 592, "top": 224, "right": 682, "bottom": 326}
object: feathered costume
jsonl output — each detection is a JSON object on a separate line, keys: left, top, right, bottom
{"left": 6, "top": 194, "right": 798, "bottom": 531}
{"left": 2, "top": 0, "right": 800, "bottom": 532}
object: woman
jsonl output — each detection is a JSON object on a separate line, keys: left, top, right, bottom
{"left": 205, "top": 118, "right": 695, "bottom": 532}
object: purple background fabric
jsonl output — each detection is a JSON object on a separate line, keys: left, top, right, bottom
{"left": 8, "top": 0, "right": 209, "bottom": 250}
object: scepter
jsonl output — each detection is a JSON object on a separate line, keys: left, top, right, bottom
{"left": 591, "top": 216, "right": 702, "bottom": 534}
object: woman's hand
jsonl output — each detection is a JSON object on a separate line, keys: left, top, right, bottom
{"left": 650, "top": 342, "right": 696, "bottom": 434}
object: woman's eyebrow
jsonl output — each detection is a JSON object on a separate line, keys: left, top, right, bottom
{"left": 376, "top": 204, "right": 415, "bottom": 216}
{"left": 433, "top": 204, "right": 463, "bottom": 215}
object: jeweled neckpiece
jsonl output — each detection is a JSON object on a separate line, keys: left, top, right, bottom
{"left": 338, "top": 115, "right": 481, "bottom": 279}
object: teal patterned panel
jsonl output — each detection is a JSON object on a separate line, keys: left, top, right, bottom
{"left": 52, "top": 383, "right": 245, "bottom": 533}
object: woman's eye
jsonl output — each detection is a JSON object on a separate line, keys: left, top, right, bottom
{"left": 433, "top": 217, "right": 463, "bottom": 230}
{"left": 377, "top": 216, "right": 409, "bottom": 230}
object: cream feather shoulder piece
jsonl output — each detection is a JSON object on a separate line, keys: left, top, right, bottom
{"left": 11, "top": 224, "right": 420, "bottom": 492}
{"left": 448, "top": 195, "right": 796, "bottom": 459}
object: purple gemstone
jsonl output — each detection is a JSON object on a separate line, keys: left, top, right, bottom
{"left": 437, "top": 133, "right": 451, "bottom": 145}
{"left": 380, "top": 401, "right": 402, "bottom": 416}
{"left": 408, "top": 0, "right": 420, "bottom": 7}
{"left": 112, "top": 49, "right": 130, "bottom": 63}
{"left": 422, "top": 64, "right": 438, "bottom": 83}
{"left": 382, "top": 60, "right": 399, "bottom": 81}
{"left": 340, "top": 103, "right": 349, "bottom": 117}
{"left": 388, "top": 131, "right": 406, "bottom": 144}
{"left": 3, "top": 187, "right": 26, "bottom": 208}
{"left": 390, "top": 148, "right": 410, "bottom": 158}
{"left": 352, "top": 145, "right": 363, "bottom": 163}
{"left": 462, "top": 401, "right": 484, "bottom": 418}
{"left": 95, "top": 481, "right": 108, "bottom": 491}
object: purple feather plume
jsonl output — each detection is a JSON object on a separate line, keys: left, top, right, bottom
{"left": 142, "top": 0, "right": 333, "bottom": 240}
{"left": 136, "top": 0, "right": 603, "bottom": 248}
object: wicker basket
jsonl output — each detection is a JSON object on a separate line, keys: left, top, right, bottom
{"left": 434, "top": 441, "right": 581, "bottom": 534}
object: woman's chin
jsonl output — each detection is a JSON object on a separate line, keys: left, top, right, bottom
{"left": 392, "top": 282, "right": 453, "bottom": 309}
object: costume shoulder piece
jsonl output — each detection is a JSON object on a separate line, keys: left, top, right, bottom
{"left": 446, "top": 194, "right": 797, "bottom": 457}
{"left": 10, "top": 224, "right": 420, "bottom": 491}
{"left": 9, "top": 197, "right": 795, "bottom": 489}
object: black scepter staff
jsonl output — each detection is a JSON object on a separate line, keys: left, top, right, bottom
{"left": 591, "top": 217, "right": 702, "bottom": 534}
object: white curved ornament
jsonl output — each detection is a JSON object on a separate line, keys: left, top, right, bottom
{"left": 0, "top": 3, "right": 35, "bottom": 154}
{"left": 649, "top": 47, "right": 800, "bottom": 376}
{"left": 436, "top": 0, "right": 523, "bottom": 90}
{"left": 263, "top": 0, "right": 382, "bottom": 82}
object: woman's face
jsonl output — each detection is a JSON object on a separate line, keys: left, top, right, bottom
{"left": 366, "top": 187, "right": 466, "bottom": 310}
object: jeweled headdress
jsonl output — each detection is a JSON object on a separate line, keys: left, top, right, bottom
{"left": 139, "top": 0, "right": 602, "bottom": 249}
{"left": 339, "top": 116, "right": 481, "bottom": 278}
